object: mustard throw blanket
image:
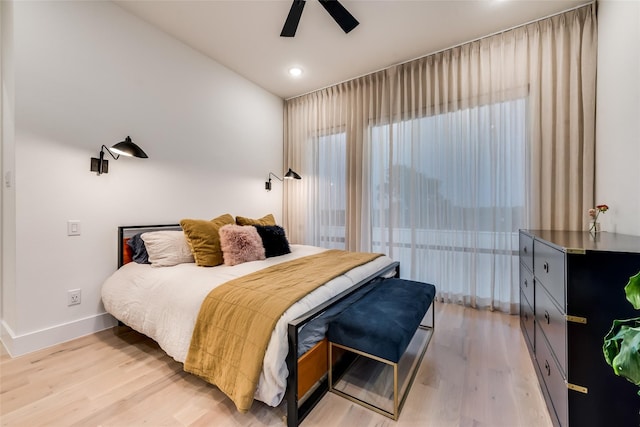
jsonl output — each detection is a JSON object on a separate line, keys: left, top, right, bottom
{"left": 184, "top": 249, "right": 382, "bottom": 412}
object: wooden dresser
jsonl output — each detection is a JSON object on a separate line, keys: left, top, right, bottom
{"left": 519, "top": 230, "right": 640, "bottom": 427}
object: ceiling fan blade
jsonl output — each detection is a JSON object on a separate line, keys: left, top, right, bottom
{"left": 318, "top": 0, "right": 359, "bottom": 34}
{"left": 280, "top": 0, "right": 306, "bottom": 37}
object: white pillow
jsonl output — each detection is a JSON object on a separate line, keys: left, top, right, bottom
{"left": 140, "top": 231, "right": 195, "bottom": 267}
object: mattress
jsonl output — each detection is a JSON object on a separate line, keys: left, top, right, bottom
{"left": 101, "top": 244, "right": 394, "bottom": 406}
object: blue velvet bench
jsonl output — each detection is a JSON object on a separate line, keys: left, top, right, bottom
{"left": 327, "top": 278, "right": 436, "bottom": 420}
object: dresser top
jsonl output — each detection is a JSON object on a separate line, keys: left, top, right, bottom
{"left": 522, "top": 230, "right": 640, "bottom": 254}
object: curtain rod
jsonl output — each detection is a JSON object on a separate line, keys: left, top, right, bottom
{"left": 285, "top": 1, "right": 595, "bottom": 101}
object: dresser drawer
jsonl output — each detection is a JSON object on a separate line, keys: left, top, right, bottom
{"left": 520, "top": 289, "right": 535, "bottom": 352}
{"left": 536, "top": 283, "right": 567, "bottom": 376}
{"left": 536, "top": 327, "right": 568, "bottom": 427}
{"left": 520, "top": 263, "right": 534, "bottom": 308}
{"left": 534, "top": 239, "right": 565, "bottom": 309}
{"left": 519, "top": 231, "right": 534, "bottom": 272}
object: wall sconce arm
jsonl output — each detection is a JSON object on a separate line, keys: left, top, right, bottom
{"left": 265, "top": 168, "right": 301, "bottom": 191}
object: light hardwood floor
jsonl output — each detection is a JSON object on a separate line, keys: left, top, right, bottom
{"left": 0, "top": 303, "right": 552, "bottom": 427}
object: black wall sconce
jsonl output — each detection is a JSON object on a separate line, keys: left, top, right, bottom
{"left": 265, "top": 168, "right": 301, "bottom": 191}
{"left": 90, "top": 136, "right": 148, "bottom": 175}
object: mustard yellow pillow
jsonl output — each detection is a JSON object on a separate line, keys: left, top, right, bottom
{"left": 235, "top": 214, "right": 276, "bottom": 227}
{"left": 180, "top": 214, "right": 235, "bottom": 267}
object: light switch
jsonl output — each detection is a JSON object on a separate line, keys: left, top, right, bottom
{"left": 67, "top": 220, "right": 81, "bottom": 236}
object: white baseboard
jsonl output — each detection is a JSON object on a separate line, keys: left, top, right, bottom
{"left": 0, "top": 313, "right": 118, "bottom": 357}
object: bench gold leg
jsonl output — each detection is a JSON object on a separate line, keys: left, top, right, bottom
{"left": 328, "top": 324, "right": 434, "bottom": 421}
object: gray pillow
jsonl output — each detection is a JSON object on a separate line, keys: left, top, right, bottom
{"left": 127, "top": 233, "right": 150, "bottom": 264}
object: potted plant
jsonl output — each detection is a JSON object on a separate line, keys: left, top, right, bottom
{"left": 603, "top": 271, "right": 640, "bottom": 394}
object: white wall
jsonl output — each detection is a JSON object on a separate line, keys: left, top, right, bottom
{"left": 596, "top": 0, "right": 640, "bottom": 236}
{"left": 1, "top": 1, "right": 284, "bottom": 355}
{"left": 1, "top": 0, "right": 17, "bottom": 347}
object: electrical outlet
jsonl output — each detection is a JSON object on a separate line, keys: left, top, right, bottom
{"left": 67, "top": 289, "right": 81, "bottom": 306}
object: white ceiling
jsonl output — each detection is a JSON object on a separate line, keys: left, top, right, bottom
{"left": 114, "top": 0, "right": 591, "bottom": 99}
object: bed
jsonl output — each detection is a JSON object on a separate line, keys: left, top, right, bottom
{"left": 101, "top": 223, "right": 399, "bottom": 426}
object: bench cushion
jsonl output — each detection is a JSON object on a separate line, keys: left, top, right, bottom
{"left": 327, "top": 278, "right": 436, "bottom": 363}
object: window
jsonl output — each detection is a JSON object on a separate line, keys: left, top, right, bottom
{"left": 368, "top": 98, "right": 527, "bottom": 303}
{"left": 310, "top": 132, "right": 347, "bottom": 249}
{"left": 370, "top": 99, "right": 527, "bottom": 232}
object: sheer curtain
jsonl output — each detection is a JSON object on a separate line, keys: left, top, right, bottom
{"left": 283, "top": 6, "right": 597, "bottom": 313}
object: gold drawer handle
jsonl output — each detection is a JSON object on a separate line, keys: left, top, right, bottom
{"left": 567, "top": 383, "right": 588, "bottom": 394}
{"left": 566, "top": 314, "right": 587, "bottom": 324}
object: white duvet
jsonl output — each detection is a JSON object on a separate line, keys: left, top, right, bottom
{"left": 101, "top": 244, "right": 394, "bottom": 407}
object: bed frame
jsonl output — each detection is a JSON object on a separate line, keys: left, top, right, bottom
{"left": 116, "top": 224, "right": 399, "bottom": 427}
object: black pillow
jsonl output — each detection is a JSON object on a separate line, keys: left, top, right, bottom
{"left": 254, "top": 225, "right": 291, "bottom": 258}
{"left": 127, "top": 232, "right": 151, "bottom": 264}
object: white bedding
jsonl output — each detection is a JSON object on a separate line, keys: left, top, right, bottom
{"left": 101, "top": 244, "right": 394, "bottom": 407}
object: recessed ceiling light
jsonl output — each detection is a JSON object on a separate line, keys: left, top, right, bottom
{"left": 288, "top": 67, "right": 303, "bottom": 77}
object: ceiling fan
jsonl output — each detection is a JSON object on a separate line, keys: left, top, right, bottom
{"left": 280, "top": 0, "right": 359, "bottom": 37}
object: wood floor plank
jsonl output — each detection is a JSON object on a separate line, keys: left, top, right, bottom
{"left": 0, "top": 303, "right": 552, "bottom": 427}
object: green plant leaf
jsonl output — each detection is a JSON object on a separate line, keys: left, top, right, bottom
{"left": 625, "top": 272, "right": 640, "bottom": 310}
{"left": 603, "top": 318, "right": 640, "bottom": 387}
{"left": 604, "top": 319, "right": 624, "bottom": 366}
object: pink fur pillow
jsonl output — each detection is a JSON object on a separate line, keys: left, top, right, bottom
{"left": 219, "top": 224, "right": 266, "bottom": 266}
